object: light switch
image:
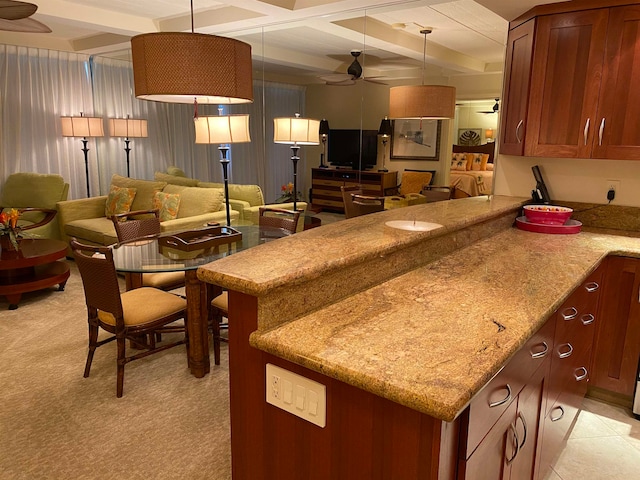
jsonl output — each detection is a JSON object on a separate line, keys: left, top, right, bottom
{"left": 295, "top": 385, "right": 305, "bottom": 410}
{"left": 266, "top": 363, "right": 326, "bottom": 428}
{"left": 283, "top": 380, "right": 293, "bottom": 404}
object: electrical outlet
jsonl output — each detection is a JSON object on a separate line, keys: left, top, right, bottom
{"left": 606, "top": 179, "right": 621, "bottom": 193}
{"left": 271, "top": 374, "right": 280, "bottom": 399}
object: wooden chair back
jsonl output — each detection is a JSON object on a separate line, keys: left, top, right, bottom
{"left": 421, "top": 185, "right": 453, "bottom": 202}
{"left": 341, "top": 185, "right": 363, "bottom": 219}
{"left": 351, "top": 194, "right": 385, "bottom": 216}
{"left": 258, "top": 207, "right": 301, "bottom": 236}
{"left": 111, "top": 209, "right": 161, "bottom": 242}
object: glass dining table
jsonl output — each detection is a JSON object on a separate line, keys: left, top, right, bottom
{"left": 111, "top": 224, "right": 289, "bottom": 378}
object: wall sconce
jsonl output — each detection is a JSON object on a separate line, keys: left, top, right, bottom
{"left": 60, "top": 113, "right": 104, "bottom": 197}
{"left": 377, "top": 116, "right": 392, "bottom": 172}
{"left": 319, "top": 119, "right": 330, "bottom": 169}
{"left": 108, "top": 115, "right": 148, "bottom": 177}
{"left": 273, "top": 113, "right": 320, "bottom": 212}
{"left": 195, "top": 112, "right": 251, "bottom": 225}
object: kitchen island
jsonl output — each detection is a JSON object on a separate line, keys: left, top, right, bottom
{"left": 197, "top": 195, "right": 640, "bottom": 479}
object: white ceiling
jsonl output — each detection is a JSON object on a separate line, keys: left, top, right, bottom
{"left": 1, "top": 0, "right": 562, "bottom": 85}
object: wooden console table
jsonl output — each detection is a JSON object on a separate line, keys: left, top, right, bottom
{"left": 311, "top": 168, "right": 397, "bottom": 213}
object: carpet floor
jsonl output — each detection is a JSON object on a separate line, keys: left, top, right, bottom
{"left": 0, "top": 261, "right": 231, "bottom": 480}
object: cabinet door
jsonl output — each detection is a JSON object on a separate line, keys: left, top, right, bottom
{"left": 525, "top": 9, "right": 608, "bottom": 158}
{"left": 499, "top": 20, "right": 535, "bottom": 155}
{"left": 592, "top": 6, "right": 640, "bottom": 159}
{"left": 591, "top": 256, "right": 640, "bottom": 396}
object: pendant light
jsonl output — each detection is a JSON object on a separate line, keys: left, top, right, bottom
{"left": 389, "top": 28, "right": 455, "bottom": 119}
{"left": 130, "top": 0, "right": 253, "bottom": 104}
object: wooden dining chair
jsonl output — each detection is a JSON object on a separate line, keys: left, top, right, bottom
{"left": 258, "top": 207, "right": 302, "bottom": 236}
{"left": 111, "top": 209, "right": 185, "bottom": 291}
{"left": 70, "top": 238, "right": 188, "bottom": 397}
{"left": 351, "top": 194, "right": 385, "bottom": 216}
{"left": 421, "top": 185, "right": 453, "bottom": 202}
{"left": 341, "top": 185, "right": 363, "bottom": 219}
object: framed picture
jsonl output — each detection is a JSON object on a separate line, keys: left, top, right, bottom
{"left": 390, "top": 119, "right": 441, "bottom": 161}
{"left": 458, "top": 128, "right": 482, "bottom": 146}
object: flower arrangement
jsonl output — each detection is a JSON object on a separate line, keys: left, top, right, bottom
{"left": 275, "top": 183, "right": 304, "bottom": 203}
{"left": 0, "top": 208, "right": 21, "bottom": 250}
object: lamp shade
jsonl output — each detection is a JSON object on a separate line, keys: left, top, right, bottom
{"left": 109, "top": 118, "right": 148, "bottom": 138}
{"left": 485, "top": 128, "right": 494, "bottom": 139}
{"left": 61, "top": 116, "right": 105, "bottom": 137}
{"left": 273, "top": 115, "right": 320, "bottom": 145}
{"left": 389, "top": 85, "right": 456, "bottom": 119}
{"left": 194, "top": 114, "right": 251, "bottom": 144}
{"left": 378, "top": 116, "right": 392, "bottom": 137}
{"left": 131, "top": 32, "right": 253, "bottom": 105}
{"left": 319, "top": 119, "right": 330, "bottom": 136}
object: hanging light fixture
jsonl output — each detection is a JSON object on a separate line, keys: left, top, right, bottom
{"left": 194, "top": 111, "right": 251, "bottom": 226}
{"left": 130, "top": 1, "right": 253, "bottom": 105}
{"left": 389, "top": 28, "right": 455, "bottom": 119}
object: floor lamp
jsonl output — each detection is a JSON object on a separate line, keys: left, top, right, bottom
{"left": 378, "top": 116, "right": 392, "bottom": 172}
{"left": 60, "top": 113, "right": 104, "bottom": 197}
{"left": 273, "top": 113, "right": 320, "bottom": 212}
{"left": 108, "top": 115, "right": 148, "bottom": 177}
{"left": 195, "top": 113, "right": 251, "bottom": 226}
{"left": 319, "top": 119, "right": 330, "bottom": 168}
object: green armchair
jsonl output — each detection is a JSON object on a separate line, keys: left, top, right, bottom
{"left": 1, "top": 172, "right": 69, "bottom": 240}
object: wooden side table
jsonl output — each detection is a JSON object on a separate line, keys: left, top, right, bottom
{"left": 0, "top": 238, "right": 70, "bottom": 309}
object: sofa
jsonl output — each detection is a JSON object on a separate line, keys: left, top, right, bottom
{"left": 154, "top": 169, "right": 307, "bottom": 232}
{"left": 1, "top": 172, "right": 69, "bottom": 240}
{"left": 57, "top": 174, "right": 236, "bottom": 247}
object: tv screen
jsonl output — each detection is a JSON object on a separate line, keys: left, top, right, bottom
{"left": 327, "top": 129, "right": 378, "bottom": 170}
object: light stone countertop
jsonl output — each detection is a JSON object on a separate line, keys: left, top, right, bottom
{"left": 250, "top": 228, "right": 640, "bottom": 422}
{"left": 197, "top": 195, "right": 640, "bottom": 422}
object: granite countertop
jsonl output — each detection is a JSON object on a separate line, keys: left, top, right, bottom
{"left": 197, "top": 195, "right": 640, "bottom": 423}
{"left": 250, "top": 228, "right": 640, "bottom": 422}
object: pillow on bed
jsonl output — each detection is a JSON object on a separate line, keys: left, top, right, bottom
{"left": 451, "top": 153, "right": 468, "bottom": 171}
{"left": 486, "top": 163, "right": 494, "bottom": 171}
{"left": 468, "top": 153, "right": 490, "bottom": 171}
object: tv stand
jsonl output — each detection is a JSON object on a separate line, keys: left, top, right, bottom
{"left": 311, "top": 168, "right": 397, "bottom": 213}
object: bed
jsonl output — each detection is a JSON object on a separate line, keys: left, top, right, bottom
{"left": 450, "top": 143, "right": 495, "bottom": 198}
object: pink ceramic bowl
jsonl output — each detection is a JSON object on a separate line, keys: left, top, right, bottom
{"left": 523, "top": 205, "right": 573, "bottom": 225}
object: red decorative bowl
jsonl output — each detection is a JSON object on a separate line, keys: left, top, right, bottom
{"left": 523, "top": 205, "right": 573, "bottom": 225}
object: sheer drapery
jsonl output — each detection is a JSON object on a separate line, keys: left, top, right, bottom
{"left": 1, "top": 45, "right": 309, "bottom": 203}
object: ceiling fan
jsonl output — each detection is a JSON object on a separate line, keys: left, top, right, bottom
{"left": 478, "top": 98, "right": 500, "bottom": 114}
{"left": 0, "top": 0, "right": 51, "bottom": 33}
{"left": 319, "top": 50, "right": 387, "bottom": 86}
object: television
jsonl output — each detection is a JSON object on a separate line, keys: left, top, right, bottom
{"left": 327, "top": 129, "right": 378, "bottom": 170}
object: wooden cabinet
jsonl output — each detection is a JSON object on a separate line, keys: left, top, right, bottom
{"left": 311, "top": 168, "right": 397, "bottom": 213}
{"left": 591, "top": 256, "right": 640, "bottom": 397}
{"left": 499, "top": 19, "right": 535, "bottom": 155}
{"left": 501, "top": 3, "right": 640, "bottom": 160}
{"left": 539, "top": 266, "right": 603, "bottom": 478}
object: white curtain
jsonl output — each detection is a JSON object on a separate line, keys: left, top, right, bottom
{"left": 1, "top": 45, "right": 308, "bottom": 203}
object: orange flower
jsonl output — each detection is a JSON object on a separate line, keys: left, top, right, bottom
{"left": 8, "top": 208, "right": 19, "bottom": 228}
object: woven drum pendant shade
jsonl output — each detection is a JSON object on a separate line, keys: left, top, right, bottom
{"left": 131, "top": 32, "right": 253, "bottom": 104}
{"left": 389, "top": 85, "right": 456, "bottom": 119}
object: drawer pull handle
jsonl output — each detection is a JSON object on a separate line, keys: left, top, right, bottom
{"left": 558, "top": 343, "right": 573, "bottom": 359}
{"left": 598, "top": 118, "right": 605, "bottom": 146}
{"left": 583, "top": 118, "right": 590, "bottom": 145}
{"left": 562, "top": 307, "right": 578, "bottom": 321}
{"left": 531, "top": 341, "right": 549, "bottom": 359}
{"left": 506, "top": 422, "right": 519, "bottom": 465}
{"left": 489, "top": 384, "right": 512, "bottom": 408}
{"left": 575, "top": 367, "right": 589, "bottom": 382}
{"left": 550, "top": 405, "right": 565, "bottom": 422}
{"left": 517, "top": 411, "right": 528, "bottom": 449}
{"left": 516, "top": 120, "right": 524, "bottom": 144}
{"left": 585, "top": 282, "right": 599, "bottom": 293}
{"left": 581, "top": 313, "right": 595, "bottom": 325}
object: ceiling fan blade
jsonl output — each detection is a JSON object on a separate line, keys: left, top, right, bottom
{"left": 363, "top": 77, "right": 388, "bottom": 85}
{"left": 0, "top": 0, "right": 37, "bottom": 20}
{"left": 0, "top": 16, "right": 51, "bottom": 33}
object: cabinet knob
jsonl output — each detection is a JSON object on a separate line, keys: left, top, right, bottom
{"left": 531, "top": 341, "right": 549, "bottom": 359}
{"left": 585, "top": 282, "right": 599, "bottom": 293}
{"left": 550, "top": 405, "right": 565, "bottom": 422}
{"left": 575, "top": 366, "right": 589, "bottom": 382}
{"left": 581, "top": 313, "right": 595, "bottom": 325}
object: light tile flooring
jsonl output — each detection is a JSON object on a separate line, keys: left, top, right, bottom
{"left": 545, "top": 398, "right": 640, "bottom": 479}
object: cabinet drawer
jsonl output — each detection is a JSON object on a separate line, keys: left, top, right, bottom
{"left": 464, "top": 318, "right": 554, "bottom": 458}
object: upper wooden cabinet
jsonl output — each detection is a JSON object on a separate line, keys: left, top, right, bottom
{"left": 500, "top": 3, "right": 640, "bottom": 160}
